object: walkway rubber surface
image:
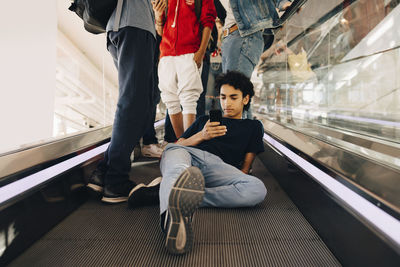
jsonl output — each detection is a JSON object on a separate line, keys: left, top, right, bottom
{"left": 10, "top": 158, "right": 340, "bottom": 266}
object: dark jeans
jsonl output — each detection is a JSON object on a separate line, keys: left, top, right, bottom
{"left": 163, "top": 51, "right": 210, "bottom": 142}
{"left": 142, "top": 88, "right": 160, "bottom": 145}
{"left": 143, "top": 34, "right": 162, "bottom": 145}
{"left": 100, "top": 27, "right": 156, "bottom": 185}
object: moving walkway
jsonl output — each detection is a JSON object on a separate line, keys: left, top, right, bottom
{"left": 1, "top": 0, "right": 400, "bottom": 266}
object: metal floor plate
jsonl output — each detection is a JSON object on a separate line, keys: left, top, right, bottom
{"left": 9, "top": 158, "right": 340, "bottom": 266}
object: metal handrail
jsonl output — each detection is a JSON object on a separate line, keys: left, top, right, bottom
{"left": 0, "top": 125, "right": 112, "bottom": 180}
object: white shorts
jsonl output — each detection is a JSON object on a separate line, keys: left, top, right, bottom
{"left": 158, "top": 53, "right": 203, "bottom": 115}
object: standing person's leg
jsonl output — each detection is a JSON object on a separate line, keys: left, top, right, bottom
{"left": 142, "top": 87, "right": 160, "bottom": 146}
{"left": 143, "top": 33, "right": 161, "bottom": 147}
{"left": 142, "top": 34, "right": 163, "bottom": 158}
{"left": 176, "top": 54, "right": 203, "bottom": 131}
{"left": 102, "top": 27, "right": 156, "bottom": 203}
{"left": 142, "top": 104, "right": 158, "bottom": 146}
{"left": 196, "top": 51, "right": 210, "bottom": 118}
{"left": 141, "top": 91, "right": 163, "bottom": 158}
{"left": 158, "top": 56, "right": 185, "bottom": 138}
{"left": 200, "top": 152, "right": 267, "bottom": 208}
{"left": 205, "top": 62, "right": 222, "bottom": 112}
{"left": 221, "top": 31, "right": 263, "bottom": 77}
{"left": 221, "top": 30, "right": 264, "bottom": 119}
{"left": 87, "top": 37, "right": 119, "bottom": 193}
{"left": 163, "top": 110, "right": 177, "bottom": 143}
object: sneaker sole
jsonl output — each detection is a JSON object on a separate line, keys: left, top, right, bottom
{"left": 128, "top": 177, "right": 162, "bottom": 208}
{"left": 87, "top": 183, "right": 103, "bottom": 193}
{"left": 166, "top": 167, "right": 205, "bottom": 254}
{"left": 101, "top": 196, "right": 128, "bottom": 203}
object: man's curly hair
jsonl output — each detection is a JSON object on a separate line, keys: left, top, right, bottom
{"left": 215, "top": 71, "right": 254, "bottom": 111}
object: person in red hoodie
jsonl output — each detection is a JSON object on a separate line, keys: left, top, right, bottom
{"left": 152, "top": 0, "right": 217, "bottom": 139}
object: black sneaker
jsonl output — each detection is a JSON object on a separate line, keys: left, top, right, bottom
{"left": 165, "top": 166, "right": 205, "bottom": 254}
{"left": 101, "top": 180, "right": 136, "bottom": 203}
{"left": 128, "top": 177, "right": 162, "bottom": 208}
{"left": 87, "top": 169, "right": 105, "bottom": 193}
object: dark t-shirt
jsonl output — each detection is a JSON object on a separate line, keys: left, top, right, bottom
{"left": 181, "top": 115, "right": 265, "bottom": 169}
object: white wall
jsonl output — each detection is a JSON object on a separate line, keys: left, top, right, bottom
{"left": 0, "top": 1, "right": 57, "bottom": 152}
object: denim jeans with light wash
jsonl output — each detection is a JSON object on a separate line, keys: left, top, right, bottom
{"left": 159, "top": 144, "right": 267, "bottom": 214}
{"left": 221, "top": 30, "right": 264, "bottom": 79}
{"left": 221, "top": 30, "right": 264, "bottom": 119}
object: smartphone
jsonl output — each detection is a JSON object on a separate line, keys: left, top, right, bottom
{"left": 209, "top": 109, "right": 222, "bottom": 123}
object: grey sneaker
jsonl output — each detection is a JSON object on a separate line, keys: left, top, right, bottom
{"left": 165, "top": 166, "right": 205, "bottom": 254}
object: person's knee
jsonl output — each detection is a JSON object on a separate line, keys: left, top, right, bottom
{"left": 245, "top": 178, "right": 267, "bottom": 206}
{"left": 163, "top": 144, "right": 184, "bottom": 155}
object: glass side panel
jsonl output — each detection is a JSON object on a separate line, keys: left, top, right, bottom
{"left": 0, "top": 1, "right": 118, "bottom": 154}
{"left": 255, "top": 0, "right": 400, "bottom": 145}
{"left": 254, "top": 0, "right": 400, "bottom": 212}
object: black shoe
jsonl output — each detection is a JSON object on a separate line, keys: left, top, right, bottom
{"left": 128, "top": 177, "right": 162, "bottom": 208}
{"left": 87, "top": 169, "right": 105, "bottom": 193}
{"left": 165, "top": 166, "right": 205, "bottom": 254}
{"left": 101, "top": 180, "right": 136, "bottom": 203}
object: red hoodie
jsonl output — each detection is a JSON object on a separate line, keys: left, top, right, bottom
{"left": 159, "top": 0, "right": 217, "bottom": 58}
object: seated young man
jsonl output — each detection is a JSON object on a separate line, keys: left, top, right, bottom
{"left": 158, "top": 71, "right": 267, "bottom": 254}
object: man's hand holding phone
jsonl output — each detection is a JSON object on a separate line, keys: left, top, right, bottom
{"left": 202, "top": 110, "right": 226, "bottom": 140}
{"left": 201, "top": 120, "right": 227, "bottom": 141}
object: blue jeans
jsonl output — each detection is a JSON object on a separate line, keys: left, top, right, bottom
{"left": 100, "top": 27, "right": 156, "bottom": 185}
{"left": 159, "top": 144, "right": 267, "bottom": 214}
{"left": 221, "top": 30, "right": 263, "bottom": 119}
{"left": 205, "top": 62, "right": 222, "bottom": 112}
{"left": 221, "top": 30, "right": 264, "bottom": 78}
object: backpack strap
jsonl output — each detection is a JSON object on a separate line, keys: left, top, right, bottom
{"left": 113, "top": 0, "right": 124, "bottom": 32}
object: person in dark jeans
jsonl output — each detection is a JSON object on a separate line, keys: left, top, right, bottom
{"left": 87, "top": 0, "right": 160, "bottom": 204}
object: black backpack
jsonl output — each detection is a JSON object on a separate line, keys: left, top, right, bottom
{"left": 69, "top": 0, "right": 123, "bottom": 34}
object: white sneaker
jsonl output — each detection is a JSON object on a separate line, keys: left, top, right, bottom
{"left": 141, "top": 144, "right": 163, "bottom": 158}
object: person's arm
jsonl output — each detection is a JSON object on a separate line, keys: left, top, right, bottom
{"left": 241, "top": 121, "right": 265, "bottom": 173}
{"left": 177, "top": 120, "right": 227, "bottom": 146}
{"left": 193, "top": 0, "right": 217, "bottom": 68}
{"left": 152, "top": 0, "right": 166, "bottom": 36}
{"left": 241, "top": 152, "right": 256, "bottom": 174}
{"left": 194, "top": 26, "right": 212, "bottom": 68}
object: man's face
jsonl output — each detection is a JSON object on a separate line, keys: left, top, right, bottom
{"left": 219, "top": 84, "right": 249, "bottom": 119}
